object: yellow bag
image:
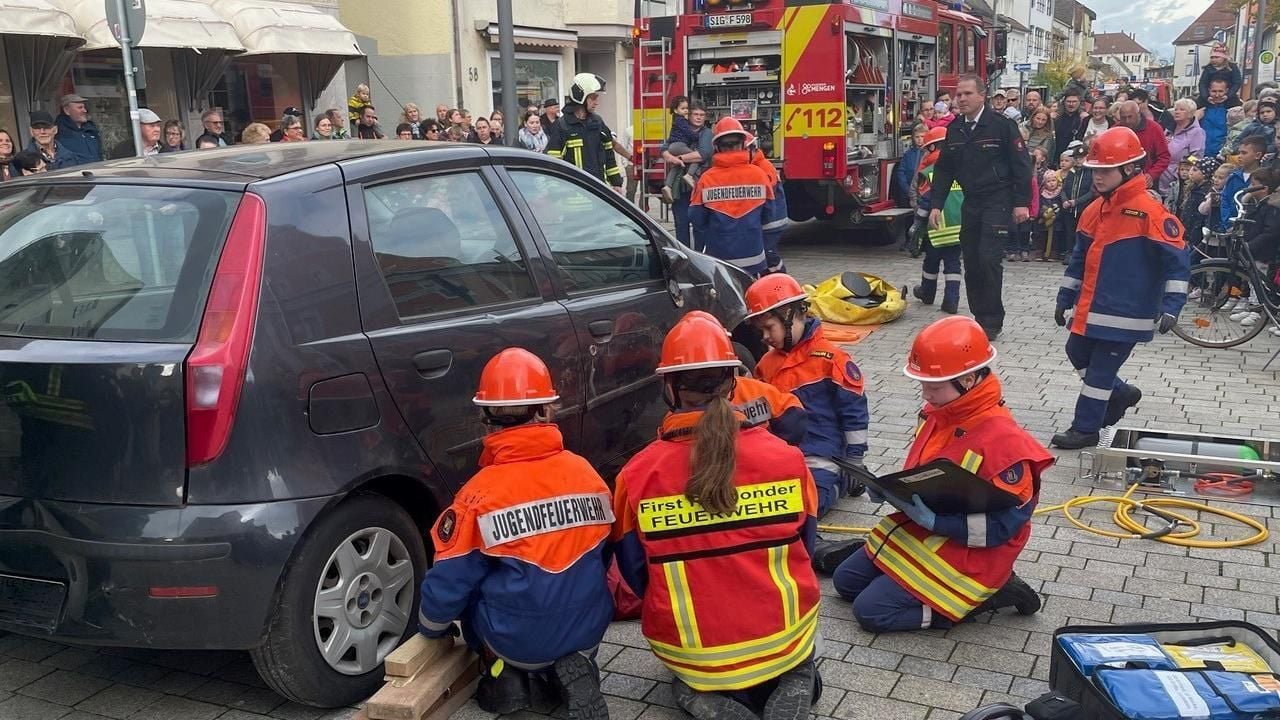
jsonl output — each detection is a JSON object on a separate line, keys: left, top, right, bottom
{"left": 804, "top": 272, "right": 907, "bottom": 326}
{"left": 1162, "top": 642, "right": 1272, "bottom": 673}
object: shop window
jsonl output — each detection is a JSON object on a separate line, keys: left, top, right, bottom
{"left": 61, "top": 52, "right": 179, "bottom": 159}
{"left": 488, "top": 53, "right": 560, "bottom": 113}
{"left": 209, "top": 56, "right": 303, "bottom": 143}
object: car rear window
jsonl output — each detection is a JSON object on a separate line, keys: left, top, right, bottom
{"left": 0, "top": 184, "right": 239, "bottom": 342}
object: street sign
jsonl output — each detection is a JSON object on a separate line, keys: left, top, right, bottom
{"left": 1260, "top": 50, "right": 1276, "bottom": 82}
{"left": 105, "top": 0, "right": 146, "bottom": 45}
{"left": 1013, "top": 63, "right": 1032, "bottom": 72}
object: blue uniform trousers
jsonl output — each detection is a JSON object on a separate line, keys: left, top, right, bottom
{"left": 672, "top": 195, "right": 701, "bottom": 252}
{"left": 811, "top": 467, "right": 844, "bottom": 518}
{"left": 832, "top": 549, "right": 954, "bottom": 633}
{"left": 919, "top": 237, "right": 962, "bottom": 307}
{"left": 1064, "top": 333, "right": 1137, "bottom": 434}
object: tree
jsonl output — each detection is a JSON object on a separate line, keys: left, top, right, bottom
{"left": 1032, "top": 55, "right": 1089, "bottom": 95}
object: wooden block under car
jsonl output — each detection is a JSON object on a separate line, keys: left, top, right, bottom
{"left": 366, "top": 640, "right": 480, "bottom": 720}
{"left": 384, "top": 634, "right": 453, "bottom": 683}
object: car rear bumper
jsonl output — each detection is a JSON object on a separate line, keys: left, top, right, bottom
{"left": 0, "top": 493, "right": 334, "bottom": 649}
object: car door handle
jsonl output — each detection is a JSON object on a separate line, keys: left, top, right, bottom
{"left": 588, "top": 320, "right": 614, "bottom": 341}
{"left": 412, "top": 349, "right": 453, "bottom": 378}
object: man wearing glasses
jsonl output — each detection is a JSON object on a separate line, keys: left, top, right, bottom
{"left": 197, "top": 110, "right": 227, "bottom": 147}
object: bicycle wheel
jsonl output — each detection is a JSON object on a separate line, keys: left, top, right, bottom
{"left": 1173, "top": 263, "right": 1268, "bottom": 348}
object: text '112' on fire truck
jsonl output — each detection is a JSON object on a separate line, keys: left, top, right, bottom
{"left": 633, "top": 0, "right": 992, "bottom": 239}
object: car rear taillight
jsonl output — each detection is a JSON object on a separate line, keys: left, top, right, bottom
{"left": 185, "top": 193, "right": 267, "bottom": 467}
{"left": 822, "top": 141, "right": 837, "bottom": 178}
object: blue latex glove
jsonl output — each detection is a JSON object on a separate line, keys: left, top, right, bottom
{"left": 898, "top": 494, "right": 937, "bottom": 531}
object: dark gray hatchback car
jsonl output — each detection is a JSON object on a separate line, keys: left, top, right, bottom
{"left": 0, "top": 141, "right": 758, "bottom": 707}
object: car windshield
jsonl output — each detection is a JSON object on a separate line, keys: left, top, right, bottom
{"left": 0, "top": 184, "right": 239, "bottom": 342}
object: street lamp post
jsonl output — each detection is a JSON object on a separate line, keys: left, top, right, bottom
{"left": 497, "top": 0, "right": 519, "bottom": 148}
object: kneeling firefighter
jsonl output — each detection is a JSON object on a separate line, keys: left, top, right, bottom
{"left": 611, "top": 313, "right": 823, "bottom": 720}
{"left": 417, "top": 348, "right": 612, "bottom": 720}
{"left": 832, "top": 317, "right": 1051, "bottom": 631}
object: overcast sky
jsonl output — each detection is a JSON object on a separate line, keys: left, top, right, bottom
{"left": 1088, "top": 0, "right": 1215, "bottom": 62}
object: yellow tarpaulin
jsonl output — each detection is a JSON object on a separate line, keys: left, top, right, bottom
{"left": 804, "top": 272, "right": 906, "bottom": 326}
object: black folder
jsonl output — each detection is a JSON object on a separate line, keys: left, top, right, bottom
{"left": 831, "top": 457, "right": 1022, "bottom": 514}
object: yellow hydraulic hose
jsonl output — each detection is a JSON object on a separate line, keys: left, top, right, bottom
{"left": 817, "top": 483, "right": 1270, "bottom": 548}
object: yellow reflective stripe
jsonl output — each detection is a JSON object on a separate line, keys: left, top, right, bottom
{"left": 548, "top": 149, "right": 563, "bottom": 158}
{"left": 960, "top": 449, "right": 983, "bottom": 473}
{"left": 650, "top": 604, "right": 818, "bottom": 663}
{"left": 665, "top": 621, "right": 816, "bottom": 691}
{"left": 768, "top": 545, "right": 799, "bottom": 626}
{"left": 605, "top": 166, "right": 623, "bottom": 178}
{"left": 663, "top": 561, "right": 702, "bottom": 648}
{"left": 565, "top": 138, "right": 585, "bottom": 147}
{"left": 866, "top": 530, "right": 975, "bottom": 618}
{"left": 878, "top": 524, "right": 995, "bottom": 601}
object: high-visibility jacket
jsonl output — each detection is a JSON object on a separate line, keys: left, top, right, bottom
{"left": 732, "top": 376, "right": 808, "bottom": 446}
{"left": 547, "top": 109, "right": 623, "bottom": 187}
{"left": 690, "top": 150, "right": 777, "bottom": 275}
{"left": 865, "top": 376, "right": 1053, "bottom": 622}
{"left": 1057, "top": 174, "right": 1190, "bottom": 343}
{"left": 418, "top": 424, "right": 614, "bottom": 666}
{"left": 754, "top": 318, "right": 870, "bottom": 479}
{"left": 749, "top": 147, "right": 789, "bottom": 256}
{"left": 916, "top": 152, "right": 963, "bottom": 248}
{"left": 611, "top": 410, "right": 820, "bottom": 692}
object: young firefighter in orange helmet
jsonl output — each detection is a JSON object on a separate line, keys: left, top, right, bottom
{"left": 611, "top": 313, "right": 822, "bottom": 720}
{"left": 417, "top": 348, "right": 612, "bottom": 720}
{"left": 745, "top": 274, "right": 870, "bottom": 518}
{"left": 832, "top": 317, "right": 1051, "bottom": 632}
{"left": 690, "top": 117, "right": 778, "bottom": 277}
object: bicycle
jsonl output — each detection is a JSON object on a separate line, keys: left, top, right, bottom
{"left": 1173, "top": 187, "right": 1280, "bottom": 367}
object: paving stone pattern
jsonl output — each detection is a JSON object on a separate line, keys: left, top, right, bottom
{"left": 2, "top": 230, "right": 1280, "bottom": 719}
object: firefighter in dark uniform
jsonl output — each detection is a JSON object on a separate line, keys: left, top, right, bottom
{"left": 929, "top": 75, "right": 1033, "bottom": 341}
{"left": 548, "top": 73, "right": 624, "bottom": 192}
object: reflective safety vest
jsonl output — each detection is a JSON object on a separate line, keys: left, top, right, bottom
{"left": 866, "top": 376, "right": 1053, "bottom": 622}
{"left": 918, "top": 160, "right": 963, "bottom": 248}
{"left": 611, "top": 410, "right": 820, "bottom": 691}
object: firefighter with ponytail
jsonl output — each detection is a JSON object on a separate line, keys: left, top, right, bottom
{"left": 745, "top": 274, "right": 870, "bottom": 518}
{"left": 418, "top": 348, "right": 612, "bottom": 720}
{"left": 611, "top": 313, "right": 822, "bottom": 720}
{"left": 832, "top": 317, "right": 1051, "bottom": 632}
{"left": 911, "top": 125, "right": 964, "bottom": 314}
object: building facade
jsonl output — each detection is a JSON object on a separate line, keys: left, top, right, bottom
{"left": 0, "top": 0, "right": 360, "bottom": 154}
{"left": 338, "top": 0, "right": 633, "bottom": 135}
{"left": 1090, "top": 32, "right": 1154, "bottom": 80}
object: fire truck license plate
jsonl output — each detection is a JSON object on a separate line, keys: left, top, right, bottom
{"left": 706, "top": 13, "right": 752, "bottom": 28}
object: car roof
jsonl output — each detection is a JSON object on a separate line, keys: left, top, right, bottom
{"left": 30, "top": 141, "right": 500, "bottom": 184}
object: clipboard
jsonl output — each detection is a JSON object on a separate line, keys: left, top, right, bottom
{"left": 830, "top": 457, "right": 1022, "bottom": 514}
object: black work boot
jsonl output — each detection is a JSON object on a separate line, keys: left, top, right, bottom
{"left": 762, "top": 661, "right": 815, "bottom": 720}
{"left": 552, "top": 653, "right": 609, "bottom": 720}
{"left": 913, "top": 284, "right": 935, "bottom": 305}
{"left": 811, "top": 539, "right": 866, "bottom": 576}
{"left": 1102, "top": 385, "right": 1142, "bottom": 428}
{"left": 966, "top": 574, "right": 1042, "bottom": 620}
{"left": 673, "top": 678, "right": 758, "bottom": 720}
{"left": 476, "top": 662, "right": 532, "bottom": 715}
{"left": 1051, "top": 429, "right": 1100, "bottom": 450}
{"left": 940, "top": 296, "right": 959, "bottom": 314}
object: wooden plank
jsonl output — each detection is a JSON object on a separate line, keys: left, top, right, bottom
{"left": 366, "top": 644, "right": 477, "bottom": 720}
{"left": 384, "top": 635, "right": 452, "bottom": 679}
{"left": 422, "top": 676, "right": 480, "bottom": 720}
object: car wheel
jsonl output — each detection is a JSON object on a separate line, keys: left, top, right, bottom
{"left": 732, "top": 341, "right": 758, "bottom": 376}
{"left": 251, "top": 493, "right": 428, "bottom": 707}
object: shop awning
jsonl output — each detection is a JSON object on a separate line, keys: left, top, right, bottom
{"left": 479, "top": 22, "right": 578, "bottom": 50}
{"left": 56, "top": 0, "right": 245, "bottom": 52}
{"left": 0, "top": 0, "right": 85, "bottom": 107}
{"left": 210, "top": 0, "right": 363, "bottom": 107}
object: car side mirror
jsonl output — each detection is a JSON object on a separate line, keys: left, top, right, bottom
{"left": 661, "top": 245, "right": 691, "bottom": 276}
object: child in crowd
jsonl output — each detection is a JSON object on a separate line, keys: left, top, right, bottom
{"left": 911, "top": 126, "right": 962, "bottom": 313}
{"left": 895, "top": 124, "right": 928, "bottom": 211}
{"left": 1222, "top": 136, "right": 1266, "bottom": 227}
{"left": 1036, "top": 169, "right": 1065, "bottom": 261}
{"left": 1225, "top": 103, "right": 1250, "bottom": 152}
{"left": 1180, "top": 156, "right": 1212, "bottom": 257}
{"left": 1031, "top": 147, "right": 1049, "bottom": 183}
{"left": 1009, "top": 170, "right": 1040, "bottom": 262}
{"left": 660, "top": 96, "right": 703, "bottom": 205}
{"left": 1165, "top": 156, "right": 1195, "bottom": 212}
{"left": 927, "top": 101, "right": 956, "bottom": 129}
{"left": 1059, "top": 142, "right": 1095, "bottom": 264}
{"left": 1200, "top": 160, "right": 1233, "bottom": 260}
{"left": 745, "top": 274, "right": 870, "bottom": 518}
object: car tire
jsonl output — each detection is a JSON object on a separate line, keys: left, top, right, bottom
{"left": 732, "top": 341, "right": 757, "bottom": 376}
{"left": 250, "top": 493, "right": 429, "bottom": 708}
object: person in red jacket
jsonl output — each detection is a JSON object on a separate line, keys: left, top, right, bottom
{"left": 418, "top": 348, "right": 612, "bottom": 720}
{"left": 1117, "top": 100, "right": 1171, "bottom": 187}
{"left": 832, "top": 317, "right": 1051, "bottom": 631}
{"left": 611, "top": 313, "right": 822, "bottom": 720}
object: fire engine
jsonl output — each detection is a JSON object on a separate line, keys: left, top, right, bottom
{"left": 633, "top": 0, "right": 990, "bottom": 235}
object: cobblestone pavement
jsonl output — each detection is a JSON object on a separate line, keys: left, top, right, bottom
{"left": 3, "top": 225, "right": 1280, "bottom": 720}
